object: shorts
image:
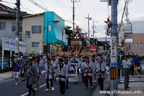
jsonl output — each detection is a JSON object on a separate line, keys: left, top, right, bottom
{"left": 134, "top": 66, "right": 141, "bottom": 71}
{"left": 13, "top": 72, "right": 20, "bottom": 79}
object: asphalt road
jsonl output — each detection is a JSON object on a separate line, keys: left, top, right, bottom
{"left": 0, "top": 74, "right": 97, "bottom": 96}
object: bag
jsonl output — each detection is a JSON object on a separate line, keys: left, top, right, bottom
{"left": 103, "top": 75, "right": 105, "bottom": 79}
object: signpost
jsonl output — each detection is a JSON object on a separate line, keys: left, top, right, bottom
{"left": 100, "top": 0, "right": 118, "bottom": 95}
{"left": 110, "top": 0, "right": 118, "bottom": 94}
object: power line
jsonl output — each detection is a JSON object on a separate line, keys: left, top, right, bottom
{"left": 76, "top": 3, "right": 86, "bottom": 19}
{"left": 28, "top": 0, "right": 75, "bottom": 25}
{"left": 29, "top": 0, "right": 48, "bottom": 11}
{"left": 39, "top": 0, "right": 48, "bottom": 9}
{"left": 52, "top": 0, "right": 72, "bottom": 14}
{"left": 0, "top": 1, "right": 15, "bottom": 4}
{"left": 56, "top": 0, "right": 71, "bottom": 9}
{"left": 61, "top": 0, "right": 72, "bottom": 7}
{"left": 118, "top": 0, "right": 133, "bottom": 14}
{"left": 21, "top": 4, "right": 44, "bottom": 22}
{"left": 79, "top": 2, "right": 87, "bottom": 16}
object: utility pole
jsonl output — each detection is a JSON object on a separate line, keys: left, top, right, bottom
{"left": 92, "top": 20, "right": 95, "bottom": 45}
{"left": 72, "top": 0, "right": 75, "bottom": 35}
{"left": 72, "top": 0, "right": 80, "bottom": 34}
{"left": 15, "top": 0, "right": 20, "bottom": 61}
{"left": 110, "top": 0, "right": 118, "bottom": 94}
{"left": 105, "top": 27, "right": 107, "bottom": 50}
{"left": 86, "top": 14, "right": 92, "bottom": 38}
{"left": 92, "top": 20, "right": 98, "bottom": 45}
{"left": 15, "top": 0, "right": 20, "bottom": 39}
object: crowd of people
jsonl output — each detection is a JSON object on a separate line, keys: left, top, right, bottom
{"left": 12, "top": 52, "right": 142, "bottom": 96}
{"left": 12, "top": 52, "right": 111, "bottom": 96}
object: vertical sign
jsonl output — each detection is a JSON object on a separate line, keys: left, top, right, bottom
{"left": 15, "top": 37, "right": 19, "bottom": 53}
{"left": 48, "top": 25, "right": 51, "bottom": 31}
{"left": 3, "top": 37, "right": 10, "bottom": 51}
{"left": 111, "top": 36, "right": 117, "bottom": 62}
{"left": 10, "top": 39, "right": 15, "bottom": 51}
{"left": 110, "top": 36, "right": 117, "bottom": 80}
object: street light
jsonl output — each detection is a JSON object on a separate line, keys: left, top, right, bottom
{"left": 46, "top": 19, "right": 59, "bottom": 54}
{"left": 62, "top": 26, "right": 71, "bottom": 51}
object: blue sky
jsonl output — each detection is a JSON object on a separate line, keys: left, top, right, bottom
{"left": 2, "top": 0, "right": 144, "bottom": 37}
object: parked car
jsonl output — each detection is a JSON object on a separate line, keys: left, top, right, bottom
{"left": 0, "top": 59, "right": 8, "bottom": 69}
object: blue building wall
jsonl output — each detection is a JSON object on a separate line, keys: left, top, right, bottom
{"left": 43, "top": 12, "right": 67, "bottom": 45}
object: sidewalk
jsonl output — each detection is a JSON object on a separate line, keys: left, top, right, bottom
{"left": 117, "top": 75, "right": 144, "bottom": 96}
{"left": 0, "top": 71, "right": 13, "bottom": 82}
{"left": 117, "top": 82, "right": 144, "bottom": 96}
{"left": 120, "top": 75, "right": 144, "bottom": 83}
{"left": 91, "top": 75, "right": 110, "bottom": 96}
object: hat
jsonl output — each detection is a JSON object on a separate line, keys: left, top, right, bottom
{"left": 17, "top": 58, "right": 21, "bottom": 60}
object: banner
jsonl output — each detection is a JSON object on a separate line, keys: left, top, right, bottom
{"left": 9, "top": 39, "right": 15, "bottom": 51}
{"left": 2, "top": 37, "right": 10, "bottom": 51}
{"left": 90, "top": 45, "right": 96, "bottom": 50}
{"left": 2, "top": 37, "right": 26, "bottom": 53}
{"left": 19, "top": 41, "right": 26, "bottom": 53}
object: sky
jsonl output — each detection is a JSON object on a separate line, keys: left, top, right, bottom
{"left": 1, "top": 0, "right": 144, "bottom": 37}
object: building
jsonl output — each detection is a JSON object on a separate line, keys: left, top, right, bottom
{"left": 123, "top": 21, "right": 144, "bottom": 56}
{"left": 0, "top": 3, "right": 28, "bottom": 43}
{"left": 0, "top": 3, "right": 28, "bottom": 70}
{"left": 97, "top": 37, "right": 111, "bottom": 51}
{"left": 22, "top": 11, "right": 67, "bottom": 54}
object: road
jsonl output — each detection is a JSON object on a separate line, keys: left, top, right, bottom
{"left": 0, "top": 74, "right": 97, "bottom": 96}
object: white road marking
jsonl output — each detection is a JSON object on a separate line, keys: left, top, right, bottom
{"left": 20, "top": 83, "right": 46, "bottom": 96}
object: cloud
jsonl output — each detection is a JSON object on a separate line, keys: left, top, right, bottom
{"left": 130, "top": 13, "right": 144, "bottom": 21}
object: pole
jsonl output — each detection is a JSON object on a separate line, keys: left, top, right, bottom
{"left": 16, "top": 0, "right": 20, "bottom": 39}
{"left": 110, "top": 0, "right": 118, "bottom": 94}
{"left": 88, "top": 14, "right": 90, "bottom": 38}
{"left": 93, "top": 20, "right": 94, "bottom": 45}
{"left": 105, "top": 29, "right": 107, "bottom": 50}
{"left": 47, "top": 24, "right": 49, "bottom": 53}
{"left": 2, "top": 38, "right": 4, "bottom": 69}
{"left": 86, "top": 14, "right": 91, "bottom": 38}
{"left": 62, "top": 28, "right": 64, "bottom": 51}
{"left": 10, "top": 51, "right": 12, "bottom": 68}
{"left": 73, "top": 0, "right": 75, "bottom": 34}
{"left": 15, "top": 0, "right": 20, "bottom": 61}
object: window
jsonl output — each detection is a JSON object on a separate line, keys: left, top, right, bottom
{"left": 25, "top": 31, "right": 31, "bottom": 36}
{"left": 136, "top": 43, "right": 138, "bottom": 50}
{"left": 12, "top": 22, "right": 16, "bottom": 31}
{"left": 0, "top": 22, "right": 6, "bottom": 30}
{"left": 32, "top": 26, "right": 41, "bottom": 33}
{"left": 140, "top": 43, "right": 143, "bottom": 50}
{"left": 32, "top": 42, "right": 39, "bottom": 47}
{"left": 128, "top": 43, "right": 131, "bottom": 50}
{"left": 12, "top": 22, "right": 22, "bottom": 32}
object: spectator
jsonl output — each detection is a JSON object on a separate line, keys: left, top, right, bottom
{"left": 13, "top": 58, "right": 21, "bottom": 85}
{"left": 134, "top": 55, "right": 141, "bottom": 77}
